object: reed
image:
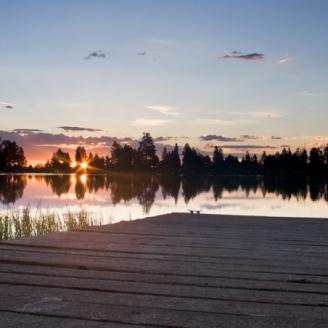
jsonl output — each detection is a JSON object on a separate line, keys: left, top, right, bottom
{"left": 0, "top": 208, "right": 102, "bottom": 240}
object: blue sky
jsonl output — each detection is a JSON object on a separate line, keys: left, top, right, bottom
{"left": 0, "top": 0, "right": 328, "bottom": 162}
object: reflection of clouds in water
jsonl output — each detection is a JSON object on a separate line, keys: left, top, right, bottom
{"left": 222, "top": 194, "right": 276, "bottom": 200}
{"left": 149, "top": 202, "right": 171, "bottom": 208}
{"left": 201, "top": 203, "right": 240, "bottom": 210}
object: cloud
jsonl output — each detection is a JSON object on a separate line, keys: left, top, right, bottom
{"left": 192, "top": 118, "right": 233, "bottom": 125}
{"left": 120, "top": 137, "right": 135, "bottom": 142}
{"left": 248, "top": 111, "right": 282, "bottom": 118}
{"left": 199, "top": 135, "right": 242, "bottom": 142}
{"left": 147, "top": 105, "right": 179, "bottom": 116}
{"left": 280, "top": 144, "right": 290, "bottom": 148}
{"left": 84, "top": 51, "right": 106, "bottom": 60}
{"left": 58, "top": 126, "right": 103, "bottom": 132}
{"left": 216, "top": 110, "right": 282, "bottom": 121}
{"left": 240, "top": 135, "right": 259, "bottom": 140}
{"left": 0, "top": 130, "right": 140, "bottom": 164}
{"left": 199, "top": 134, "right": 282, "bottom": 142}
{"left": 12, "top": 129, "right": 43, "bottom": 134}
{"left": 219, "top": 51, "right": 265, "bottom": 61}
{"left": 153, "top": 136, "right": 174, "bottom": 142}
{"left": 0, "top": 102, "right": 15, "bottom": 109}
{"left": 132, "top": 118, "right": 171, "bottom": 126}
{"left": 278, "top": 53, "right": 289, "bottom": 64}
{"left": 220, "top": 145, "right": 277, "bottom": 149}
{"left": 137, "top": 51, "right": 147, "bottom": 56}
{"left": 0, "top": 130, "right": 180, "bottom": 164}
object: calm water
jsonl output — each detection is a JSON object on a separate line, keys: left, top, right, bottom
{"left": 0, "top": 174, "right": 327, "bottom": 223}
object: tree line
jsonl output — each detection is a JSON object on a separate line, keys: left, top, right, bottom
{"left": 1, "top": 133, "right": 328, "bottom": 175}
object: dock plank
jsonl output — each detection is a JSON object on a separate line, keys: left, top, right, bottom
{"left": 0, "top": 213, "right": 327, "bottom": 327}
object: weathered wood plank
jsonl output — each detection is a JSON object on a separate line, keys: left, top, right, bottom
{"left": 0, "top": 213, "right": 327, "bottom": 327}
{"left": 0, "top": 283, "right": 327, "bottom": 323}
{"left": 1, "top": 262, "right": 327, "bottom": 293}
{"left": 0, "top": 247, "right": 327, "bottom": 277}
{"left": 0, "top": 293, "right": 327, "bottom": 328}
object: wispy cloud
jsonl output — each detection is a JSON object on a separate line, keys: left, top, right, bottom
{"left": 240, "top": 135, "right": 259, "bottom": 140}
{"left": 147, "top": 105, "right": 180, "bottom": 116}
{"left": 215, "top": 110, "right": 282, "bottom": 121}
{"left": 200, "top": 135, "right": 241, "bottom": 142}
{"left": 219, "top": 51, "right": 265, "bottom": 61}
{"left": 192, "top": 118, "right": 233, "bottom": 125}
{"left": 219, "top": 145, "right": 277, "bottom": 149}
{"left": 58, "top": 126, "right": 103, "bottom": 132}
{"left": 132, "top": 118, "right": 171, "bottom": 126}
{"left": 248, "top": 111, "right": 282, "bottom": 118}
{"left": 0, "top": 101, "right": 15, "bottom": 109}
{"left": 84, "top": 50, "right": 106, "bottom": 60}
{"left": 278, "top": 53, "right": 289, "bottom": 64}
{"left": 13, "top": 129, "right": 43, "bottom": 134}
{"left": 271, "top": 136, "right": 282, "bottom": 140}
{"left": 137, "top": 51, "right": 147, "bottom": 56}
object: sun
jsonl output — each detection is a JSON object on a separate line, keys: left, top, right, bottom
{"left": 81, "top": 162, "right": 88, "bottom": 169}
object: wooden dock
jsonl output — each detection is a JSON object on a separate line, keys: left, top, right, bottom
{"left": 0, "top": 213, "right": 327, "bottom": 327}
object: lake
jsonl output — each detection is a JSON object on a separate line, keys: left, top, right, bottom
{"left": 1, "top": 174, "right": 327, "bottom": 223}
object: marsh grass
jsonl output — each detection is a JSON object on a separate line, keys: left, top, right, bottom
{"left": 0, "top": 208, "right": 102, "bottom": 240}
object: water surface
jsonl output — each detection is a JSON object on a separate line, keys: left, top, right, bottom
{"left": 1, "top": 174, "right": 327, "bottom": 224}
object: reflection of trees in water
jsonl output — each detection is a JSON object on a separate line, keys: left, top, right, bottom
{"left": 108, "top": 175, "right": 159, "bottom": 214}
{"left": 43, "top": 175, "right": 71, "bottom": 196}
{"left": 308, "top": 178, "right": 327, "bottom": 201}
{"left": 182, "top": 175, "right": 211, "bottom": 203}
{"left": 212, "top": 176, "right": 260, "bottom": 200}
{"left": 261, "top": 177, "right": 308, "bottom": 201}
{"left": 0, "top": 175, "right": 27, "bottom": 204}
{"left": 87, "top": 175, "right": 106, "bottom": 193}
{"left": 75, "top": 176, "right": 86, "bottom": 200}
{"left": 159, "top": 175, "right": 180, "bottom": 203}
{"left": 136, "top": 177, "right": 159, "bottom": 214}
{"left": 1, "top": 174, "right": 328, "bottom": 211}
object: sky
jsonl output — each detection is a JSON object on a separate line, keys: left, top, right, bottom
{"left": 0, "top": 0, "right": 328, "bottom": 164}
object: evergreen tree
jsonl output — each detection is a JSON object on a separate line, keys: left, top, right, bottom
{"left": 138, "top": 133, "right": 159, "bottom": 170}
{"left": 182, "top": 144, "right": 205, "bottom": 171}
{"left": 171, "top": 144, "right": 181, "bottom": 172}
{"left": 309, "top": 147, "right": 323, "bottom": 172}
{"left": 213, "top": 146, "right": 224, "bottom": 170}
{"left": 0, "top": 140, "right": 26, "bottom": 169}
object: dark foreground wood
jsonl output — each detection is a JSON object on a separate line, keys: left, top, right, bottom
{"left": 0, "top": 213, "right": 328, "bottom": 327}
